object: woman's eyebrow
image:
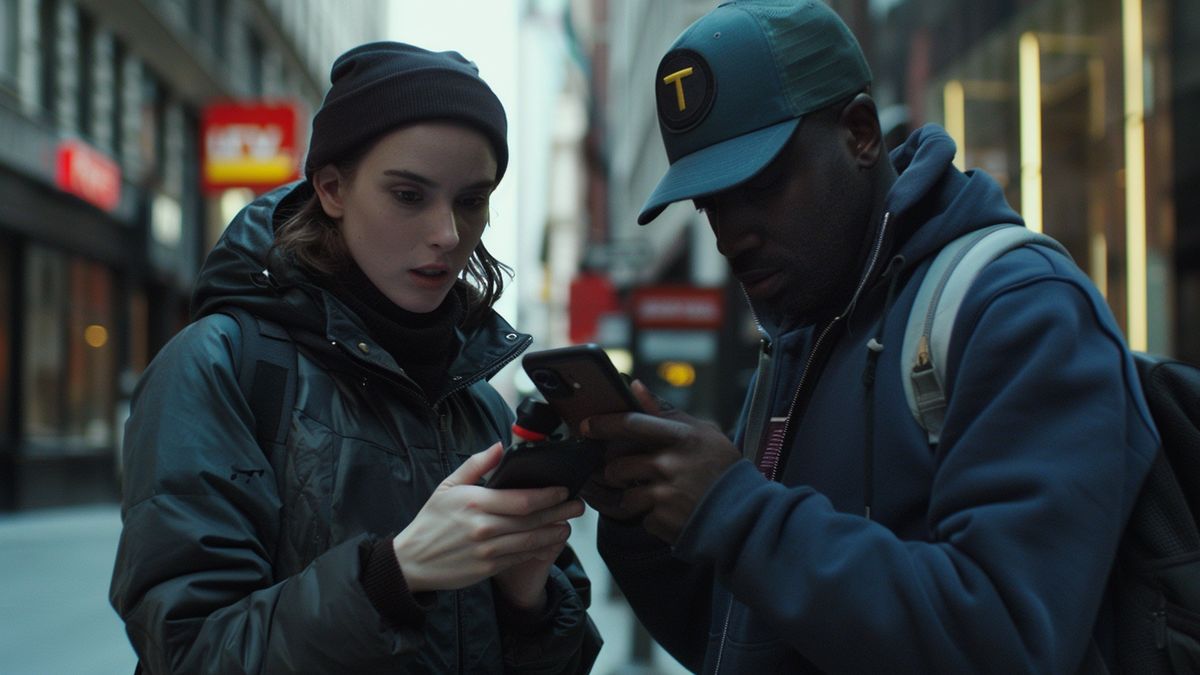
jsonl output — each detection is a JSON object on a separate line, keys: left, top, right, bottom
{"left": 383, "top": 169, "right": 495, "bottom": 192}
{"left": 383, "top": 169, "right": 436, "bottom": 186}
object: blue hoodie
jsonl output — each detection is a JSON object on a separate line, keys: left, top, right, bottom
{"left": 598, "top": 126, "right": 1158, "bottom": 673}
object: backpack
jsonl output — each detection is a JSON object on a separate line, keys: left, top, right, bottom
{"left": 902, "top": 224, "right": 1200, "bottom": 673}
{"left": 220, "top": 306, "right": 298, "bottom": 455}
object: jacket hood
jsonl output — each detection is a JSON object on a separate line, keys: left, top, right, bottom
{"left": 885, "top": 125, "right": 1024, "bottom": 271}
{"left": 191, "top": 181, "right": 325, "bottom": 333}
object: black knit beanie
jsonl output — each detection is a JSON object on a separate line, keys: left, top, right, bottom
{"left": 304, "top": 42, "right": 508, "bottom": 183}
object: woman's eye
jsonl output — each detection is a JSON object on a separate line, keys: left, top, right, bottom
{"left": 457, "top": 195, "right": 489, "bottom": 210}
{"left": 393, "top": 190, "right": 422, "bottom": 204}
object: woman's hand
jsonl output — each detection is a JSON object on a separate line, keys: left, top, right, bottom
{"left": 392, "top": 443, "right": 584, "bottom": 599}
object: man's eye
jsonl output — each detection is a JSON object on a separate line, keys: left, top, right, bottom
{"left": 693, "top": 198, "right": 714, "bottom": 213}
{"left": 743, "top": 169, "right": 780, "bottom": 192}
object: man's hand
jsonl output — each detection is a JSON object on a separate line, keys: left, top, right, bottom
{"left": 580, "top": 381, "right": 741, "bottom": 544}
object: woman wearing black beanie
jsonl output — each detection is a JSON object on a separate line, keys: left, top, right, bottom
{"left": 110, "top": 42, "right": 600, "bottom": 673}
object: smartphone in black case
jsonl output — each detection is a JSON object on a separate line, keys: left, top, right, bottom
{"left": 485, "top": 436, "right": 602, "bottom": 498}
{"left": 521, "top": 344, "right": 641, "bottom": 436}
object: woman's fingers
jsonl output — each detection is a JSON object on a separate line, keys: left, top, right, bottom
{"left": 441, "top": 442, "right": 504, "bottom": 489}
{"left": 479, "top": 522, "right": 572, "bottom": 563}
{"left": 470, "top": 499, "right": 585, "bottom": 540}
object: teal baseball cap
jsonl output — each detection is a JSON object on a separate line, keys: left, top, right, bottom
{"left": 638, "top": 0, "right": 872, "bottom": 225}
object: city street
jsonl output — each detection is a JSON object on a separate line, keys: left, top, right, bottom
{"left": 0, "top": 503, "right": 685, "bottom": 675}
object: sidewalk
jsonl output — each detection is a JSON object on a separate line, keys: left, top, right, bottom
{"left": 0, "top": 503, "right": 137, "bottom": 675}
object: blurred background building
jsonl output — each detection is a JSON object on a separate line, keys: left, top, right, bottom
{"left": 0, "top": 0, "right": 385, "bottom": 510}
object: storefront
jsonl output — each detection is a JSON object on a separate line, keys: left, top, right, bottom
{"left": 876, "top": 0, "right": 1189, "bottom": 357}
{"left": 939, "top": 0, "right": 1172, "bottom": 351}
{"left": 0, "top": 109, "right": 149, "bottom": 508}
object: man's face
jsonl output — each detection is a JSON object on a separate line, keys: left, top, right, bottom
{"left": 695, "top": 115, "right": 873, "bottom": 330}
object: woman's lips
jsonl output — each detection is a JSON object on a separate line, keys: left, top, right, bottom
{"left": 408, "top": 266, "right": 451, "bottom": 289}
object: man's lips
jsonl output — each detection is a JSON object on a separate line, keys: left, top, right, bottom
{"left": 734, "top": 266, "right": 781, "bottom": 296}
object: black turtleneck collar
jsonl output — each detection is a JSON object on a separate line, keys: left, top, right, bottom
{"left": 325, "top": 260, "right": 466, "bottom": 401}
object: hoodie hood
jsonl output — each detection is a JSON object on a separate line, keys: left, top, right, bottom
{"left": 885, "top": 125, "right": 1024, "bottom": 271}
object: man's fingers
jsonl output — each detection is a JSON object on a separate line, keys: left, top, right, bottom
{"left": 605, "top": 456, "right": 660, "bottom": 487}
{"left": 630, "top": 379, "right": 673, "bottom": 413}
{"left": 582, "top": 410, "right": 692, "bottom": 445}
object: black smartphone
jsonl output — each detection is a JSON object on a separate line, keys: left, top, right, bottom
{"left": 486, "top": 436, "right": 602, "bottom": 498}
{"left": 522, "top": 344, "right": 642, "bottom": 436}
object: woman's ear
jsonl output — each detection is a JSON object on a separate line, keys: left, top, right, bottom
{"left": 840, "top": 93, "right": 884, "bottom": 169}
{"left": 311, "top": 165, "right": 346, "bottom": 220}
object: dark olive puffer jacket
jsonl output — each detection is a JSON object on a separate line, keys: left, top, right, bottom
{"left": 110, "top": 182, "right": 599, "bottom": 673}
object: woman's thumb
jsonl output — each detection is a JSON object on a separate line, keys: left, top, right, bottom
{"left": 442, "top": 442, "right": 504, "bottom": 488}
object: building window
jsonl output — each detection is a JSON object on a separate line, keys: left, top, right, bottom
{"left": 21, "top": 246, "right": 116, "bottom": 456}
{"left": 38, "top": 0, "right": 58, "bottom": 120}
{"left": 77, "top": 7, "right": 95, "bottom": 138}
{"left": 138, "top": 69, "right": 166, "bottom": 183}
{"left": 0, "top": 242, "right": 12, "bottom": 439}
{"left": 111, "top": 38, "right": 125, "bottom": 164}
{"left": 247, "top": 28, "right": 264, "bottom": 94}
{"left": 0, "top": 0, "right": 17, "bottom": 86}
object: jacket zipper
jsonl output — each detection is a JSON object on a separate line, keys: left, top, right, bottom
{"left": 435, "top": 334, "right": 533, "bottom": 407}
{"left": 714, "top": 212, "right": 891, "bottom": 672}
{"left": 433, "top": 410, "right": 466, "bottom": 674}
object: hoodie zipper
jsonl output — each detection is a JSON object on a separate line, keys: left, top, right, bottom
{"left": 713, "top": 213, "right": 891, "bottom": 674}
{"left": 755, "top": 212, "right": 891, "bottom": 482}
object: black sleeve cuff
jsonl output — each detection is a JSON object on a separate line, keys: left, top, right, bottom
{"left": 358, "top": 536, "right": 437, "bottom": 628}
{"left": 493, "top": 575, "right": 563, "bottom": 637}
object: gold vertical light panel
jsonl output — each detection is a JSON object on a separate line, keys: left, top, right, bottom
{"left": 944, "top": 80, "right": 966, "bottom": 171}
{"left": 1123, "top": 0, "right": 1148, "bottom": 350}
{"left": 1018, "top": 32, "right": 1043, "bottom": 233}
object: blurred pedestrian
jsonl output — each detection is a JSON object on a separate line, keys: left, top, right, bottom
{"left": 110, "top": 41, "right": 599, "bottom": 673}
{"left": 581, "top": 1, "right": 1156, "bottom": 672}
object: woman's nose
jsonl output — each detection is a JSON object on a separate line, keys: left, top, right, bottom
{"left": 428, "top": 205, "right": 461, "bottom": 249}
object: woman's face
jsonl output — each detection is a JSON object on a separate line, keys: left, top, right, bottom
{"left": 313, "top": 122, "right": 498, "bottom": 313}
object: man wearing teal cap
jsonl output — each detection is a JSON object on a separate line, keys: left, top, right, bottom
{"left": 580, "top": 1, "right": 1158, "bottom": 672}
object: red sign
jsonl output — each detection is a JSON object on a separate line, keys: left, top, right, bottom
{"left": 202, "top": 101, "right": 303, "bottom": 193}
{"left": 631, "top": 286, "right": 724, "bottom": 329}
{"left": 569, "top": 273, "right": 619, "bottom": 343}
{"left": 55, "top": 139, "right": 122, "bottom": 212}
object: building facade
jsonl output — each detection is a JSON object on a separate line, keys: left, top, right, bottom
{"left": 0, "top": 0, "right": 385, "bottom": 510}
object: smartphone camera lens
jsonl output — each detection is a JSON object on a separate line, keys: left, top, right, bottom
{"left": 531, "top": 369, "right": 565, "bottom": 395}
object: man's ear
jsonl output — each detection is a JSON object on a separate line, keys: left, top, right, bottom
{"left": 311, "top": 165, "right": 346, "bottom": 220}
{"left": 840, "top": 93, "right": 884, "bottom": 169}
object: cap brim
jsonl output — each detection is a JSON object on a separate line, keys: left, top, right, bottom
{"left": 637, "top": 117, "right": 801, "bottom": 225}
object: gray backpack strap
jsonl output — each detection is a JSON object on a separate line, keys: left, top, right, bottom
{"left": 901, "top": 224, "right": 1071, "bottom": 445}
